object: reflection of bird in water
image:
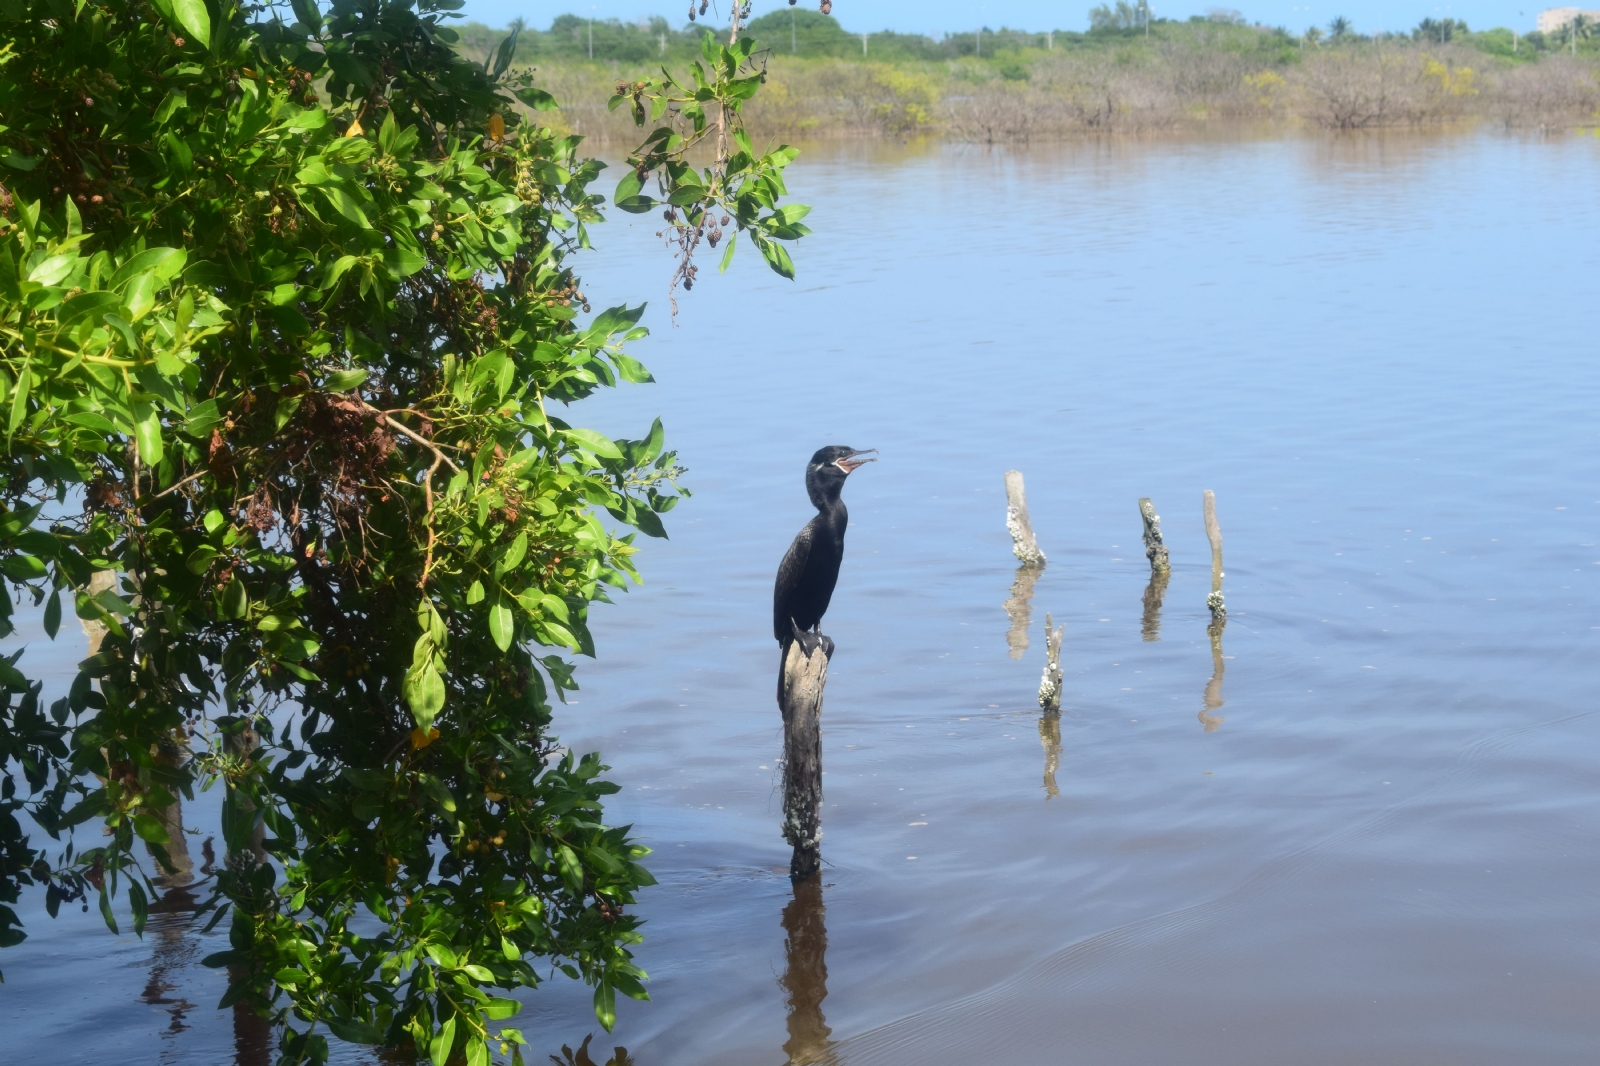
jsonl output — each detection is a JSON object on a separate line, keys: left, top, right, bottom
{"left": 1038, "top": 710, "right": 1062, "bottom": 798}
{"left": 774, "top": 446, "right": 876, "bottom": 664}
{"left": 546, "top": 1034, "right": 635, "bottom": 1066}
{"left": 781, "top": 876, "right": 839, "bottom": 1066}
{"left": 1199, "top": 616, "right": 1227, "bottom": 732}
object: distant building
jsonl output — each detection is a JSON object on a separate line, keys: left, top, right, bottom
{"left": 1536, "top": 6, "right": 1600, "bottom": 32}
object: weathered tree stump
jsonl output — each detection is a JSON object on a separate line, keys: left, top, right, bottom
{"left": 1203, "top": 489, "right": 1225, "bottom": 619}
{"left": 1037, "top": 612, "right": 1064, "bottom": 712}
{"left": 1139, "top": 497, "right": 1170, "bottom": 573}
{"left": 1004, "top": 470, "right": 1046, "bottom": 567}
{"left": 780, "top": 639, "right": 829, "bottom": 881}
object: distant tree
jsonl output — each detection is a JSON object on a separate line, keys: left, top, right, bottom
{"left": 1328, "top": 15, "right": 1353, "bottom": 40}
{"left": 1206, "top": 7, "right": 1246, "bottom": 24}
{"left": 1414, "top": 17, "right": 1469, "bottom": 43}
{"left": 1089, "top": 1, "right": 1144, "bottom": 32}
{"left": 1305, "top": 24, "right": 1325, "bottom": 45}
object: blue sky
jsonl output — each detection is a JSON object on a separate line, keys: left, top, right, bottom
{"left": 457, "top": 1, "right": 1546, "bottom": 36}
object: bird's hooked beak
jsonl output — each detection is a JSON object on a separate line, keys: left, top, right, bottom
{"left": 834, "top": 448, "right": 878, "bottom": 475}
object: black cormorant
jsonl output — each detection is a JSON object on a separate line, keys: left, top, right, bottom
{"left": 773, "top": 445, "right": 876, "bottom": 662}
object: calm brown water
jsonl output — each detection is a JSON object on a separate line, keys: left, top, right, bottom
{"left": 5, "top": 130, "right": 1600, "bottom": 1064}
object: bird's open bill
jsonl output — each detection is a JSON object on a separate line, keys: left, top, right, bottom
{"left": 834, "top": 448, "right": 878, "bottom": 474}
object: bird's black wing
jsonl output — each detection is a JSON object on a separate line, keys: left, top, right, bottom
{"left": 773, "top": 520, "right": 814, "bottom": 644}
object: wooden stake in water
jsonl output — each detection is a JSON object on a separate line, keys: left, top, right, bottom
{"left": 780, "top": 639, "right": 830, "bottom": 881}
{"left": 1005, "top": 470, "right": 1046, "bottom": 567}
{"left": 1037, "top": 613, "right": 1064, "bottom": 712}
{"left": 1203, "top": 489, "right": 1225, "bottom": 619}
{"left": 1139, "top": 497, "right": 1170, "bottom": 573}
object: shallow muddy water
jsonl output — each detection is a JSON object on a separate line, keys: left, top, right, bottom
{"left": 6, "top": 130, "right": 1600, "bottom": 1064}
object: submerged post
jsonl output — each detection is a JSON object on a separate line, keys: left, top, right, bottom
{"left": 1203, "top": 489, "right": 1225, "bottom": 619}
{"left": 1037, "top": 612, "right": 1064, "bottom": 712}
{"left": 780, "top": 640, "right": 829, "bottom": 881}
{"left": 1005, "top": 470, "right": 1046, "bottom": 567}
{"left": 1139, "top": 497, "right": 1170, "bottom": 573}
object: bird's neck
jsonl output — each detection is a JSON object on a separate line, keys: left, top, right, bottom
{"left": 812, "top": 494, "right": 847, "bottom": 530}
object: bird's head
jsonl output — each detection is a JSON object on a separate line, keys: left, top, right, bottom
{"left": 806, "top": 446, "right": 876, "bottom": 506}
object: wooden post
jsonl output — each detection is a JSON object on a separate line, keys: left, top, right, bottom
{"left": 1002, "top": 562, "right": 1041, "bottom": 659}
{"left": 1139, "top": 497, "right": 1170, "bottom": 573}
{"left": 1037, "top": 613, "right": 1064, "bottom": 711}
{"left": 1004, "top": 470, "right": 1046, "bottom": 567}
{"left": 1203, "top": 489, "right": 1225, "bottom": 619}
{"left": 780, "top": 640, "right": 829, "bottom": 881}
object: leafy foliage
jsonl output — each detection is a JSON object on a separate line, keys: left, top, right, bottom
{"left": 0, "top": 0, "right": 806, "bottom": 1060}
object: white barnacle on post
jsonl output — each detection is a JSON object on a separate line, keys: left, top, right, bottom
{"left": 1005, "top": 470, "right": 1046, "bottom": 567}
{"left": 1037, "top": 613, "right": 1064, "bottom": 711}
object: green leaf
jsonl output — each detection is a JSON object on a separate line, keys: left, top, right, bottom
{"left": 132, "top": 811, "right": 171, "bottom": 844}
{"left": 2, "top": 554, "right": 46, "bottom": 580}
{"left": 321, "top": 187, "right": 371, "bottom": 228}
{"left": 488, "top": 597, "right": 513, "bottom": 652}
{"left": 513, "top": 86, "right": 559, "bottom": 111}
{"left": 170, "top": 0, "right": 212, "bottom": 48}
{"left": 556, "top": 844, "right": 584, "bottom": 895}
{"left": 465, "top": 1036, "right": 489, "bottom": 1066}
{"left": 110, "top": 248, "right": 186, "bottom": 289}
{"left": 495, "top": 531, "right": 528, "bottom": 575}
{"left": 483, "top": 996, "right": 521, "bottom": 1019}
{"left": 7, "top": 366, "right": 29, "bottom": 437}
{"left": 429, "top": 1015, "right": 457, "bottom": 1066}
{"left": 325, "top": 1018, "right": 383, "bottom": 1044}
{"left": 325, "top": 368, "right": 367, "bottom": 392}
{"left": 561, "top": 428, "right": 623, "bottom": 460}
{"left": 186, "top": 545, "right": 219, "bottom": 574}
{"left": 183, "top": 398, "right": 222, "bottom": 438}
{"left": 43, "top": 589, "right": 61, "bottom": 638}
{"left": 718, "top": 230, "right": 738, "bottom": 273}
{"left": 594, "top": 979, "right": 617, "bottom": 1032}
{"left": 131, "top": 400, "right": 164, "bottom": 465}
{"left": 221, "top": 574, "right": 248, "bottom": 620}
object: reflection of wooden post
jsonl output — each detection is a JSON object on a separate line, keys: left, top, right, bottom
{"left": 1138, "top": 498, "right": 1170, "bottom": 573}
{"left": 780, "top": 642, "right": 829, "bottom": 881}
{"left": 1203, "top": 490, "right": 1225, "bottom": 618}
{"left": 1004, "top": 471, "right": 1046, "bottom": 567}
{"left": 1038, "top": 711, "right": 1061, "bottom": 799}
{"left": 1037, "top": 613, "right": 1064, "bottom": 711}
{"left": 1200, "top": 617, "right": 1227, "bottom": 732}
{"left": 83, "top": 570, "right": 193, "bottom": 886}
{"left": 1003, "top": 564, "right": 1041, "bottom": 659}
{"left": 1140, "top": 569, "right": 1169, "bottom": 642}
{"left": 780, "top": 875, "right": 836, "bottom": 1065}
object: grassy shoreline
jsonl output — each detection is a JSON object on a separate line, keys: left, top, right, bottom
{"left": 457, "top": 14, "right": 1600, "bottom": 142}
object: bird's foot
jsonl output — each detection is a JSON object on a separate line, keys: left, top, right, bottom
{"left": 789, "top": 622, "right": 834, "bottom": 661}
